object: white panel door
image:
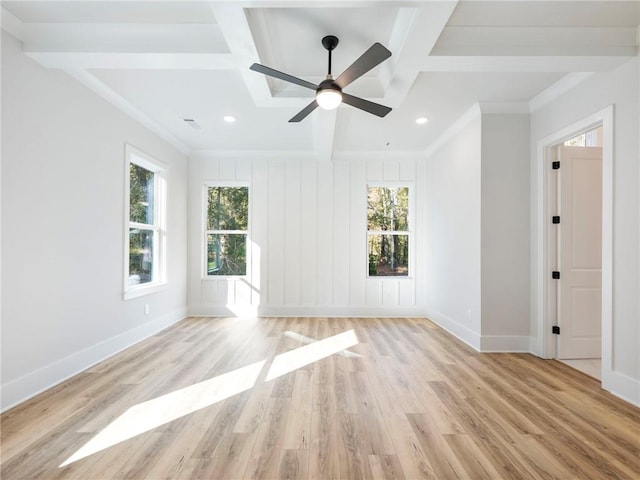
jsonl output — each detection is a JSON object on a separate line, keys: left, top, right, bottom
{"left": 557, "top": 146, "right": 602, "bottom": 359}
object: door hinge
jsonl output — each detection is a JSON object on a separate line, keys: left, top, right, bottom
{"left": 552, "top": 271, "right": 560, "bottom": 279}
{"left": 552, "top": 325, "right": 560, "bottom": 335}
{"left": 552, "top": 216, "right": 560, "bottom": 224}
{"left": 552, "top": 161, "right": 560, "bottom": 170}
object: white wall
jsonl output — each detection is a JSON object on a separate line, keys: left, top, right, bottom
{"left": 424, "top": 111, "right": 482, "bottom": 348}
{"left": 530, "top": 56, "right": 639, "bottom": 403}
{"left": 480, "top": 114, "right": 530, "bottom": 350}
{"left": 188, "top": 154, "right": 428, "bottom": 317}
{"left": 1, "top": 31, "right": 188, "bottom": 411}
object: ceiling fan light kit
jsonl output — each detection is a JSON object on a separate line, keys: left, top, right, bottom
{"left": 316, "top": 81, "right": 342, "bottom": 110}
{"left": 250, "top": 35, "right": 392, "bottom": 122}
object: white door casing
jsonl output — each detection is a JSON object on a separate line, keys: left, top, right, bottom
{"left": 556, "top": 146, "right": 603, "bottom": 359}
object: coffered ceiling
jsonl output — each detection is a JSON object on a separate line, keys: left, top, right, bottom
{"left": 2, "top": 1, "right": 638, "bottom": 160}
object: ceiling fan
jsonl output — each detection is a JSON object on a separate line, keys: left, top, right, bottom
{"left": 250, "top": 35, "right": 392, "bottom": 123}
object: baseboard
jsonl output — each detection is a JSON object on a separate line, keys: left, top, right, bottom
{"left": 480, "top": 335, "right": 531, "bottom": 352}
{"left": 258, "top": 305, "right": 427, "bottom": 317}
{"left": 188, "top": 304, "right": 257, "bottom": 318}
{"left": 602, "top": 369, "right": 640, "bottom": 407}
{"left": 424, "top": 309, "right": 481, "bottom": 351}
{"left": 189, "top": 304, "right": 427, "bottom": 318}
{"left": 0, "top": 306, "right": 187, "bottom": 413}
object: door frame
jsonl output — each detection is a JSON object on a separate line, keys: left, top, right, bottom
{"left": 533, "top": 105, "right": 613, "bottom": 379}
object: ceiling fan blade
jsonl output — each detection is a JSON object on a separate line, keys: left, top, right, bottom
{"left": 289, "top": 100, "right": 319, "bottom": 122}
{"left": 250, "top": 63, "right": 318, "bottom": 91}
{"left": 341, "top": 93, "right": 391, "bottom": 118}
{"left": 335, "top": 43, "right": 391, "bottom": 89}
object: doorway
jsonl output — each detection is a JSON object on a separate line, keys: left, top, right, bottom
{"left": 552, "top": 128, "right": 603, "bottom": 379}
{"left": 534, "top": 105, "right": 613, "bottom": 388}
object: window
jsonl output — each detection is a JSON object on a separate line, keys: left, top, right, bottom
{"left": 564, "top": 126, "right": 602, "bottom": 147}
{"left": 205, "top": 185, "right": 249, "bottom": 276}
{"left": 124, "top": 145, "right": 166, "bottom": 299}
{"left": 367, "top": 185, "right": 410, "bottom": 277}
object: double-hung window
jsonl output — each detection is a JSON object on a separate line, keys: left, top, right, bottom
{"left": 124, "top": 145, "right": 166, "bottom": 298}
{"left": 367, "top": 185, "right": 410, "bottom": 277}
{"left": 205, "top": 185, "right": 249, "bottom": 276}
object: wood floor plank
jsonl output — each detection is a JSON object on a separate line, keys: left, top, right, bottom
{"left": 1, "top": 316, "right": 638, "bottom": 480}
{"left": 281, "top": 370, "right": 312, "bottom": 451}
{"left": 308, "top": 411, "right": 339, "bottom": 480}
{"left": 406, "top": 412, "right": 472, "bottom": 479}
{"left": 277, "top": 449, "right": 308, "bottom": 480}
{"left": 444, "top": 434, "right": 503, "bottom": 480}
{"left": 363, "top": 359, "right": 438, "bottom": 479}
{"left": 243, "top": 397, "right": 291, "bottom": 480}
{"left": 367, "top": 454, "right": 406, "bottom": 480}
{"left": 190, "top": 432, "right": 255, "bottom": 480}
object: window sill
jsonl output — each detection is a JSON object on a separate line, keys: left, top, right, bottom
{"left": 367, "top": 276, "right": 414, "bottom": 280}
{"left": 123, "top": 282, "right": 167, "bottom": 300}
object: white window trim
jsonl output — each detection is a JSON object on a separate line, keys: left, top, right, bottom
{"left": 202, "top": 181, "right": 250, "bottom": 280}
{"left": 366, "top": 182, "right": 414, "bottom": 279}
{"left": 123, "top": 144, "right": 167, "bottom": 300}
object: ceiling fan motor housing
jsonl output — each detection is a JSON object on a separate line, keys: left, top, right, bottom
{"left": 317, "top": 78, "right": 342, "bottom": 95}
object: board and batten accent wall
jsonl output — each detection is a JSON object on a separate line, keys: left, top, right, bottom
{"left": 188, "top": 154, "right": 427, "bottom": 317}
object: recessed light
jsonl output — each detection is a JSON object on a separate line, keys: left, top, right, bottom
{"left": 416, "top": 117, "right": 429, "bottom": 125}
{"left": 223, "top": 115, "right": 236, "bottom": 123}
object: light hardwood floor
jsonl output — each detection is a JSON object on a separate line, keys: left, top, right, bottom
{"left": 1, "top": 317, "right": 639, "bottom": 479}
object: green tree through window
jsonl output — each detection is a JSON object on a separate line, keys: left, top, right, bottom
{"left": 125, "top": 145, "right": 166, "bottom": 297}
{"left": 367, "top": 186, "right": 409, "bottom": 276}
{"left": 206, "top": 186, "right": 249, "bottom": 276}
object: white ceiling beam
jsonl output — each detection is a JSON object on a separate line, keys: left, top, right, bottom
{"left": 434, "top": 26, "right": 637, "bottom": 51}
{"left": 419, "top": 55, "right": 635, "bottom": 72}
{"left": 21, "top": 23, "right": 227, "bottom": 54}
{"left": 210, "top": 4, "right": 273, "bottom": 107}
{"left": 383, "top": 2, "right": 459, "bottom": 107}
{"left": 431, "top": 45, "right": 638, "bottom": 57}
{"left": 378, "top": 7, "right": 418, "bottom": 90}
{"left": 313, "top": 108, "right": 338, "bottom": 162}
{"left": 24, "top": 52, "right": 237, "bottom": 70}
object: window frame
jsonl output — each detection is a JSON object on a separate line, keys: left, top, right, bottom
{"left": 202, "top": 181, "right": 250, "bottom": 279}
{"left": 123, "top": 144, "right": 167, "bottom": 300}
{"left": 366, "top": 182, "right": 413, "bottom": 279}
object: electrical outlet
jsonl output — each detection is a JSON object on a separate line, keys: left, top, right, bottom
{"left": 144, "top": 304, "right": 150, "bottom": 315}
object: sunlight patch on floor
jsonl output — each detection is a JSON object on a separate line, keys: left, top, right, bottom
{"left": 59, "top": 360, "right": 266, "bottom": 467}
{"left": 284, "top": 330, "right": 362, "bottom": 358}
{"left": 265, "top": 329, "right": 360, "bottom": 381}
{"left": 60, "top": 328, "right": 361, "bottom": 467}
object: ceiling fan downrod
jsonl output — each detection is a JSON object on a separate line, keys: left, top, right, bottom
{"left": 322, "top": 35, "right": 339, "bottom": 78}
{"left": 316, "top": 35, "right": 342, "bottom": 109}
